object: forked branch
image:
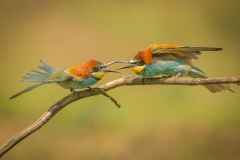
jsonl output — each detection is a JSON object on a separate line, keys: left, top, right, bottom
{"left": 0, "top": 75, "right": 239, "bottom": 157}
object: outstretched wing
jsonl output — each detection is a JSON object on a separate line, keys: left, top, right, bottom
{"left": 150, "top": 44, "right": 222, "bottom": 59}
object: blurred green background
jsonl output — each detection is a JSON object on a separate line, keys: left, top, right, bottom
{"left": 1, "top": 0, "right": 240, "bottom": 159}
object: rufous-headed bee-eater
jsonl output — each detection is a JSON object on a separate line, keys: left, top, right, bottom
{"left": 10, "top": 59, "right": 126, "bottom": 99}
{"left": 117, "top": 43, "right": 234, "bottom": 93}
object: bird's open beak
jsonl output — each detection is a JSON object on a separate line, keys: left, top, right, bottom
{"left": 105, "top": 61, "right": 130, "bottom": 67}
{"left": 101, "top": 68, "right": 121, "bottom": 74}
{"left": 115, "top": 64, "right": 136, "bottom": 71}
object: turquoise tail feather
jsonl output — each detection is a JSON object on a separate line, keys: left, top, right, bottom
{"left": 188, "top": 66, "right": 209, "bottom": 78}
{"left": 189, "top": 66, "right": 234, "bottom": 93}
{"left": 10, "top": 82, "right": 48, "bottom": 99}
{"left": 10, "top": 60, "right": 60, "bottom": 99}
{"left": 22, "top": 60, "right": 59, "bottom": 83}
{"left": 38, "top": 60, "right": 58, "bottom": 74}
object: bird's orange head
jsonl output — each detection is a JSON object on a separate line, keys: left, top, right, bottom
{"left": 130, "top": 43, "right": 162, "bottom": 65}
{"left": 130, "top": 51, "right": 150, "bottom": 64}
{"left": 66, "top": 59, "right": 122, "bottom": 80}
{"left": 116, "top": 44, "right": 158, "bottom": 74}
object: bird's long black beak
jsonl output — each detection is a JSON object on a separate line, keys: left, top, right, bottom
{"left": 115, "top": 64, "right": 136, "bottom": 71}
{"left": 101, "top": 68, "right": 121, "bottom": 74}
{"left": 105, "top": 61, "right": 130, "bottom": 67}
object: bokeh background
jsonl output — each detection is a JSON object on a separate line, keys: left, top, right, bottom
{"left": 1, "top": 0, "right": 240, "bottom": 159}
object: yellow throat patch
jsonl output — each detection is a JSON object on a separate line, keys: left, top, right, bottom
{"left": 92, "top": 72, "right": 107, "bottom": 79}
{"left": 130, "top": 65, "right": 146, "bottom": 74}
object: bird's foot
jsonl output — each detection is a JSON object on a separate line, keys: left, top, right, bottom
{"left": 70, "top": 88, "right": 77, "bottom": 93}
{"left": 174, "top": 73, "right": 181, "bottom": 83}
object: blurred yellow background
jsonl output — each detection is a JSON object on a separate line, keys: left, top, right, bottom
{"left": 1, "top": 0, "right": 240, "bottom": 159}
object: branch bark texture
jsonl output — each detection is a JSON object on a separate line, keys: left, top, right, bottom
{"left": 1, "top": 76, "right": 239, "bottom": 157}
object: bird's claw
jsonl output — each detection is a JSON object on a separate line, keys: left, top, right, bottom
{"left": 70, "top": 88, "right": 77, "bottom": 93}
{"left": 174, "top": 73, "right": 181, "bottom": 83}
{"left": 88, "top": 87, "right": 102, "bottom": 91}
{"left": 174, "top": 77, "right": 178, "bottom": 83}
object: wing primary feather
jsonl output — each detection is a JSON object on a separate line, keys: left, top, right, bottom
{"left": 177, "top": 46, "right": 222, "bottom": 51}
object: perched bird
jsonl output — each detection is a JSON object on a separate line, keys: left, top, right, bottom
{"left": 118, "top": 43, "right": 233, "bottom": 93}
{"left": 10, "top": 59, "right": 124, "bottom": 99}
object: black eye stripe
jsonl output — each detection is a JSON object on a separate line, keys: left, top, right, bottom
{"left": 92, "top": 67, "right": 100, "bottom": 72}
{"left": 132, "top": 61, "right": 145, "bottom": 66}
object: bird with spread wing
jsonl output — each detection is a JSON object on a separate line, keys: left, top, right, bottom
{"left": 117, "top": 43, "right": 234, "bottom": 93}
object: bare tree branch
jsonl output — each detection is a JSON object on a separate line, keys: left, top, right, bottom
{"left": 1, "top": 75, "right": 239, "bottom": 157}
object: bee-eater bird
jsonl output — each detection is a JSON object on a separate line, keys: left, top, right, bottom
{"left": 118, "top": 43, "right": 233, "bottom": 93}
{"left": 10, "top": 59, "right": 124, "bottom": 99}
